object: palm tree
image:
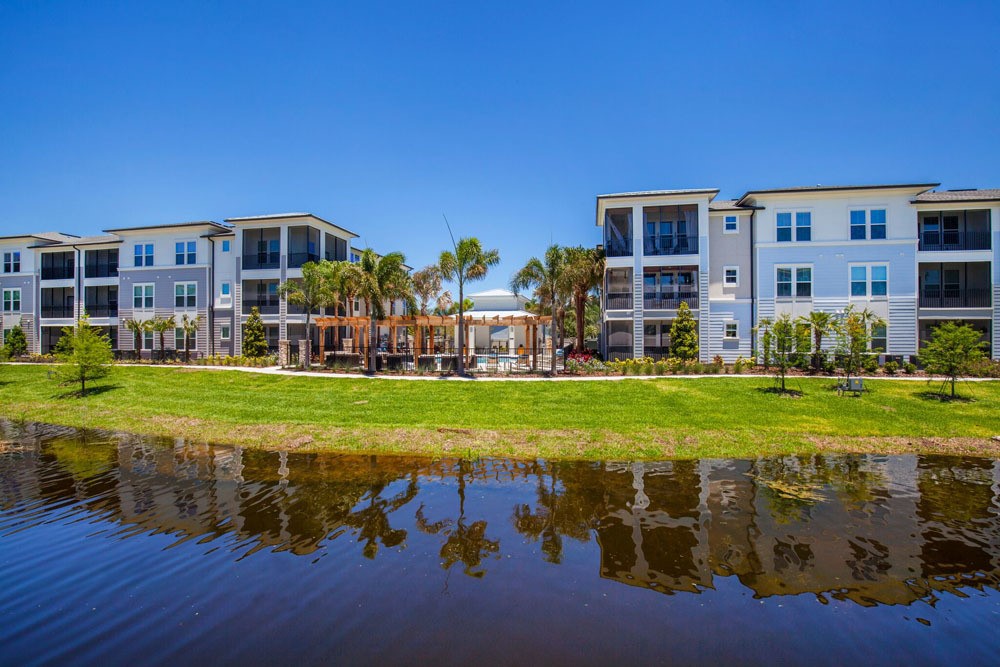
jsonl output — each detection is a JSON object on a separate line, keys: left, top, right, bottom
{"left": 412, "top": 265, "right": 442, "bottom": 316}
{"left": 180, "top": 313, "right": 201, "bottom": 363}
{"left": 511, "top": 245, "right": 571, "bottom": 374}
{"left": 798, "top": 311, "right": 834, "bottom": 372}
{"left": 349, "top": 249, "right": 415, "bottom": 373}
{"left": 563, "top": 246, "right": 605, "bottom": 352}
{"left": 438, "top": 237, "right": 500, "bottom": 375}
{"left": 277, "top": 260, "right": 337, "bottom": 369}
{"left": 122, "top": 318, "right": 145, "bottom": 360}
{"left": 150, "top": 315, "right": 175, "bottom": 362}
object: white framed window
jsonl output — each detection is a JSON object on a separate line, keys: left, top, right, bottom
{"left": 3, "top": 251, "right": 21, "bottom": 273}
{"left": 2, "top": 288, "right": 21, "bottom": 313}
{"left": 175, "top": 241, "right": 197, "bottom": 265}
{"left": 175, "top": 327, "right": 195, "bottom": 350}
{"left": 776, "top": 211, "right": 811, "bottom": 242}
{"left": 134, "top": 243, "right": 154, "bottom": 267}
{"left": 133, "top": 284, "right": 154, "bottom": 310}
{"left": 849, "top": 208, "right": 887, "bottom": 241}
{"left": 221, "top": 240, "right": 231, "bottom": 252}
{"left": 174, "top": 282, "right": 197, "bottom": 309}
{"left": 221, "top": 325, "right": 231, "bottom": 340}
{"left": 220, "top": 282, "right": 231, "bottom": 301}
{"left": 850, "top": 264, "right": 888, "bottom": 298}
{"left": 142, "top": 329, "right": 154, "bottom": 350}
{"left": 723, "top": 215, "right": 739, "bottom": 234}
{"left": 724, "top": 322, "right": 739, "bottom": 339}
{"left": 776, "top": 266, "right": 812, "bottom": 299}
{"left": 723, "top": 266, "right": 740, "bottom": 287}
{"left": 871, "top": 323, "right": 887, "bottom": 352}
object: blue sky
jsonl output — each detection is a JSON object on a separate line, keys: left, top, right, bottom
{"left": 2, "top": 1, "right": 999, "bottom": 289}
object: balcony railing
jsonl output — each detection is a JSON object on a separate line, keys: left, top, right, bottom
{"left": 919, "top": 287, "right": 991, "bottom": 308}
{"left": 605, "top": 346, "right": 633, "bottom": 361}
{"left": 605, "top": 292, "right": 633, "bottom": 310}
{"left": 41, "top": 266, "right": 74, "bottom": 280}
{"left": 242, "top": 254, "right": 281, "bottom": 270}
{"left": 643, "top": 292, "right": 698, "bottom": 310}
{"left": 644, "top": 236, "right": 698, "bottom": 256}
{"left": 604, "top": 238, "right": 632, "bottom": 257}
{"left": 644, "top": 345, "right": 670, "bottom": 360}
{"left": 243, "top": 299, "right": 280, "bottom": 314}
{"left": 919, "top": 230, "right": 991, "bottom": 252}
{"left": 288, "top": 252, "right": 320, "bottom": 269}
{"left": 85, "top": 304, "right": 118, "bottom": 317}
{"left": 84, "top": 264, "right": 119, "bottom": 278}
{"left": 41, "top": 305, "right": 74, "bottom": 318}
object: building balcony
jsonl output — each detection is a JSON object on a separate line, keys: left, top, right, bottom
{"left": 919, "top": 288, "right": 991, "bottom": 309}
{"left": 605, "top": 345, "right": 632, "bottom": 361}
{"left": 605, "top": 292, "right": 633, "bottom": 310}
{"left": 604, "top": 238, "right": 632, "bottom": 258}
{"left": 84, "top": 263, "right": 119, "bottom": 278}
{"left": 243, "top": 299, "right": 280, "bottom": 315}
{"left": 919, "top": 231, "right": 991, "bottom": 252}
{"left": 40, "top": 266, "right": 75, "bottom": 280}
{"left": 643, "top": 236, "right": 698, "bottom": 256}
{"left": 41, "top": 305, "right": 74, "bottom": 318}
{"left": 643, "top": 292, "right": 698, "bottom": 310}
{"left": 85, "top": 304, "right": 118, "bottom": 318}
{"left": 288, "top": 252, "right": 320, "bottom": 269}
{"left": 242, "top": 254, "right": 281, "bottom": 270}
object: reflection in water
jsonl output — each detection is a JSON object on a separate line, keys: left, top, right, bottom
{"left": 1, "top": 421, "right": 999, "bottom": 663}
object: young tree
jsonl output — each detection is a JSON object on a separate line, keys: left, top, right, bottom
{"left": 563, "top": 246, "right": 605, "bottom": 352}
{"left": 512, "top": 245, "right": 571, "bottom": 374}
{"left": 771, "top": 313, "right": 797, "bottom": 392}
{"left": 798, "top": 311, "right": 834, "bottom": 371}
{"left": 180, "top": 313, "right": 201, "bottom": 363}
{"left": 412, "top": 265, "right": 443, "bottom": 316}
{"left": 54, "top": 314, "right": 113, "bottom": 395}
{"left": 4, "top": 321, "right": 28, "bottom": 357}
{"left": 348, "top": 249, "right": 415, "bottom": 373}
{"left": 833, "top": 305, "right": 884, "bottom": 384}
{"left": 669, "top": 300, "right": 699, "bottom": 360}
{"left": 243, "top": 307, "right": 269, "bottom": 358}
{"left": 754, "top": 317, "right": 774, "bottom": 370}
{"left": 277, "top": 260, "right": 337, "bottom": 369}
{"left": 122, "top": 318, "right": 145, "bottom": 360}
{"left": 920, "top": 321, "right": 987, "bottom": 398}
{"left": 439, "top": 237, "right": 500, "bottom": 375}
{"left": 150, "top": 315, "right": 176, "bottom": 362}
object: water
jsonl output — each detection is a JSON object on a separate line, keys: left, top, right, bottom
{"left": 1, "top": 421, "right": 998, "bottom": 666}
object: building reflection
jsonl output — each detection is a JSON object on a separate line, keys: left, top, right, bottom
{"left": 1, "top": 421, "right": 998, "bottom": 607}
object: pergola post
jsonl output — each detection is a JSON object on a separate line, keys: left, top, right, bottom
{"left": 531, "top": 324, "right": 537, "bottom": 370}
{"left": 318, "top": 325, "right": 326, "bottom": 365}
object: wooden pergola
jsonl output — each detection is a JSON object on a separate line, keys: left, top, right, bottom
{"left": 312, "top": 313, "right": 553, "bottom": 369}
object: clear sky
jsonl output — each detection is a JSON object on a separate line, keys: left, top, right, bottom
{"left": 2, "top": 1, "right": 998, "bottom": 289}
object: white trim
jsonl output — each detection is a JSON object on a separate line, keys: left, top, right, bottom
{"left": 723, "top": 321, "right": 739, "bottom": 339}
{"left": 174, "top": 239, "right": 198, "bottom": 266}
{"left": 2, "top": 287, "right": 21, "bottom": 313}
{"left": 775, "top": 208, "right": 813, "bottom": 243}
{"left": 133, "top": 282, "right": 154, "bottom": 311}
{"left": 2, "top": 249, "right": 23, "bottom": 274}
{"left": 774, "top": 264, "right": 814, "bottom": 301}
{"left": 133, "top": 241, "right": 155, "bottom": 268}
{"left": 848, "top": 262, "right": 889, "bottom": 300}
{"left": 174, "top": 281, "right": 198, "bottom": 310}
{"left": 723, "top": 265, "right": 740, "bottom": 287}
{"left": 848, "top": 206, "right": 889, "bottom": 241}
{"left": 221, "top": 324, "right": 231, "bottom": 340}
{"left": 723, "top": 215, "right": 739, "bottom": 234}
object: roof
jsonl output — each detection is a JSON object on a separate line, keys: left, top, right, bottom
{"left": 29, "top": 234, "right": 122, "bottom": 249}
{"left": 708, "top": 200, "right": 760, "bottom": 212}
{"left": 467, "top": 288, "right": 520, "bottom": 298}
{"left": 462, "top": 309, "right": 535, "bottom": 319}
{"left": 103, "top": 220, "right": 231, "bottom": 234}
{"left": 912, "top": 188, "right": 1000, "bottom": 203}
{"left": 597, "top": 188, "right": 720, "bottom": 200}
{"left": 0, "top": 231, "right": 79, "bottom": 243}
{"left": 224, "top": 212, "right": 358, "bottom": 239}
{"left": 736, "top": 182, "right": 938, "bottom": 206}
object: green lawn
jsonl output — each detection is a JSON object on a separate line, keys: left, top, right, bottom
{"left": 2, "top": 364, "right": 999, "bottom": 460}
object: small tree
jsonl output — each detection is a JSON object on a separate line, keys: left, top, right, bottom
{"left": 755, "top": 317, "right": 773, "bottom": 369}
{"left": 669, "top": 301, "right": 698, "bottom": 360}
{"left": 4, "top": 322, "right": 28, "bottom": 357}
{"left": 54, "top": 315, "right": 113, "bottom": 394}
{"left": 771, "top": 313, "right": 797, "bottom": 392}
{"left": 150, "top": 315, "right": 176, "bottom": 362}
{"left": 180, "top": 314, "right": 201, "bottom": 363}
{"left": 243, "top": 307, "right": 269, "bottom": 358}
{"left": 833, "top": 305, "right": 884, "bottom": 384}
{"left": 920, "top": 321, "right": 987, "bottom": 398}
{"left": 798, "top": 311, "right": 834, "bottom": 372}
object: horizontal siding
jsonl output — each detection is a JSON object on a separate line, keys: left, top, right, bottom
{"left": 888, "top": 296, "right": 917, "bottom": 355}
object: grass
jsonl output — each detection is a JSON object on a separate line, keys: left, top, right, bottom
{"left": 2, "top": 364, "right": 999, "bottom": 460}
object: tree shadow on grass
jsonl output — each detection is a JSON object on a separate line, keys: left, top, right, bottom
{"left": 755, "top": 387, "right": 803, "bottom": 398}
{"left": 915, "top": 390, "right": 976, "bottom": 404}
{"left": 54, "top": 384, "right": 122, "bottom": 399}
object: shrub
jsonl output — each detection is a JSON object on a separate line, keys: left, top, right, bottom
{"left": 883, "top": 360, "right": 899, "bottom": 375}
{"left": 861, "top": 355, "right": 879, "bottom": 374}
{"left": 903, "top": 362, "right": 917, "bottom": 375}
{"left": 4, "top": 323, "right": 28, "bottom": 357}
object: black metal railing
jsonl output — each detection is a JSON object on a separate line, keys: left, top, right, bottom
{"left": 643, "top": 292, "right": 698, "bottom": 310}
{"left": 243, "top": 299, "right": 280, "bottom": 314}
{"left": 317, "top": 344, "right": 561, "bottom": 373}
{"left": 605, "top": 346, "right": 633, "bottom": 361}
{"left": 85, "top": 304, "right": 118, "bottom": 317}
{"left": 604, "top": 238, "right": 632, "bottom": 257}
{"left": 287, "top": 252, "right": 320, "bottom": 269}
{"left": 84, "top": 263, "right": 119, "bottom": 278}
{"left": 919, "top": 287, "right": 991, "bottom": 308}
{"left": 41, "top": 305, "right": 74, "bottom": 318}
{"left": 242, "top": 254, "right": 281, "bottom": 270}
{"left": 643, "top": 236, "right": 698, "bottom": 256}
{"left": 41, "top": 266, "right": 74, "bottom": 280}
{"left": 644, "top": 345, "right": 670, "bottom": 360}
{"left": 605, "top": 292, "right": 633, "bottom": 310}
{"left": 919, "top": 230, "right": 991, "bottom": 251}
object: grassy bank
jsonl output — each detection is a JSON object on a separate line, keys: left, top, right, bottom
{"left": 2, "top": 365, "right": 999, "bottom": 459}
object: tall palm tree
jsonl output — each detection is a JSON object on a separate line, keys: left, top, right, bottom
{"left": 180, "top": 313, "right": 201, "bottom": 363}
{"left": 798, "top": 310, "right": 834, "bottom": 371}
{"left": 438, "top": 237, "right": 500, "bottom": 375}
{"left": 150, "top": 315, "right": 175, "bottom": 362}
{"left": 277, "top": 260, "right": 338, "bottom": 369}
{"left": 412, "top": 265, "right": 442, "bottom": 316}
{"left": 349, "top": 249, "right": 415, "bottom": 373}
{"left": 511, "top": 244, "right": 571, "bottom": 374}
{"left": 122, "top": 318, "right": 145, "bottom": 360}
{"left": 563, "top": 246, "right": 605, "bottom": 352}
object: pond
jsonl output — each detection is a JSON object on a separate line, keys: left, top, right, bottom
{"left": 1, "top": 421, "right": 998, "bottom": 665}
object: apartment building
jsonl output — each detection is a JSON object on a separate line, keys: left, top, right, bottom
{"left": 0, "top": 213, "right": 359, "bottom": 357}
{"left": 597, "top": 184, "right": 1000, "bottom": 362}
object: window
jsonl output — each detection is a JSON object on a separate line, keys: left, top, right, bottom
{"left": 221, "top": 240, "right": 231, "bottom": 252}
{"left": 221, "top": 282, "right": 231, "bottom": 300}
{"left": 871, "top": 324, "right": 887, "bottom": 352}
{"left": 3, "top": 251, "right": 20, "bottom": 273}
{"left": 175, "top": 282, "right": 197, "bottom": 309}
{"left": 796, "top": 212, "right": 811, "bottom": 241}
{"left": 849, "top": 209, "right": 887, "bottom": 240}
{"left": 850, "top": 264, "right": 888, "bottom": 298}
{"left": 175, "top": 241, "right": 197, "bottom": 265}
{"left": 175, "top": 327, "right": 195, "bottom": 350}
{"left": 133, "top": 284, "right": 154, "bottom": 309}
{"left": 724, "top": 215, "right": 738, "bottom": 234}
{"left": 134, "top": 243, "right": 154, "bottom": 267}
{"left": 723, "top": 266, "right": 739, "bottom": 287}
{"left": 776, "top": 213, "right": 792, "bottom": 242}
{"left": 143, "top": 330, "right": 154, "bottom": 350}
{"left": 724, "top": 322, "right": 739, "bottom": 339}
{"left": 350, "top": 252, "right": 361, "bottom": 263}
{"left": 776, "top": 266, "right": 812, "bottom": 298}
{"left": 221, "top": 325, "right": 231, "bottom": 340}
{"left": 2, "top": 288, "right": 20, "bottom": 312}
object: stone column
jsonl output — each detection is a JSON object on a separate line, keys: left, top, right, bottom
{"left": 278, "top": 339, "right": 289, "bottom": 367}
{"left": 298, "top": 338, "right": 309, "bottom": 369}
